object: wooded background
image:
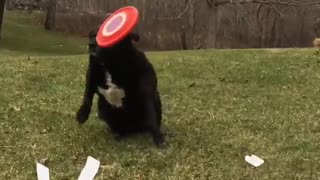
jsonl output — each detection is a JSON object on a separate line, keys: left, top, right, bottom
{"left": 3, "top": 0, "right": 320, "bottom": 50}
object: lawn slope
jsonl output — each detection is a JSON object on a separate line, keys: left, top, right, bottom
{"left": 0, "top": 11, "right": 87, "bottom": 56}
{"left": 1, "top": 9, "right": 320, "bottom": 180}
{"left": 1, "top": 49, "right": 320, "bottom": 179}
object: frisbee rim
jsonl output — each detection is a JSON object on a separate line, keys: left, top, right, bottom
{"left": 96, "top": 6, "right": 139, "bottom": 48}
{"left": 102, "top": 12, "right": 127, "bottom": 37}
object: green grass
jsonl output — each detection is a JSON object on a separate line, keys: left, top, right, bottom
{"left": 0, "top": 11, "right": 87, "bottom": 56}
{"left": 2, "top": 9, "right": 320, "bottom": 180}
{"left": 1, "top": 48, "right": 320, "bottom": 179}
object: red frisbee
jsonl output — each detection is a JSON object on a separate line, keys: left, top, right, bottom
{"left": 96, "top": 6, "right": 139, "bottom": 47}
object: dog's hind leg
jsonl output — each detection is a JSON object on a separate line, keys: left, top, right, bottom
{"left": 138, "top": 64, "right": 166, "bottom": 148}
{"left": 155, "top": 91, "right": 162, "bottom": 127}
{"left": 144, "top": 95, "right": 166, "bottom": 148}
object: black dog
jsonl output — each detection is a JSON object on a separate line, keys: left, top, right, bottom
{"left": 76, "top": 30, "right": 166, "bottom": 148}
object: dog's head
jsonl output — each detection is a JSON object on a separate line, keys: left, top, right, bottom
{"left": 89, "top": 29, "right": 140, "bottom": 60}
{"left": 88, "top": 27, "right": 141, "bottom": 67}
{"left": 98, "top": 32, "right": 140, "bottom": 53}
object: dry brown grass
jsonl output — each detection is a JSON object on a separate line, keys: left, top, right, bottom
{"left": 313, "top": 38, "right": 320, "bottom": 48}
{"left": 313, "top": 38, "right": 320, "bottom": 54}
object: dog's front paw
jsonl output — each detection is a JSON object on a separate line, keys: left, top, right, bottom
{"left": 156, "top": 140, "right": 168, "bottom": 149}
{"left": 76, "top": 106, "right": 90, "bottom": 124}
{"left": 153, "top": 134, "right": 167, "bottom": 149}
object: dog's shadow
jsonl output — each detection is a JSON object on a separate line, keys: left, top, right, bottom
{"left": 80, "top": 117, "right": 173, "bottom": 153}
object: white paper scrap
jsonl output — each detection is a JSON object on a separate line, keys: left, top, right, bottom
{"left": 245, "top": 155, "right": 264, "bottom": 167}
{"left": 78, "top": 156, "right": 100, "bottom": 180}
{"left": 36, "top": 163, "right": 50, "bottom": 180}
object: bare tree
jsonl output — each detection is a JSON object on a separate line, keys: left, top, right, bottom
{"left": 157, "top": 0, "right": 320, "bottom": 49}
{"left": 0, "top": 0, "right": 5, "bottom": 40}
{"left": 28, "top": 0, "right": 33, "bottom": 13}
{"left": 48, "top": 0, "right": 320, "bottom": 50}
{"left": 314, "top": 18, "right": 320, "bottom": 37}
{"left": 44, "top": 0, "right": 57, "bottom": 30}
{"left": 5, "top": 0, "right": 12, "bottom": 10}
{"left": 207, "top": 0, "right": 320, "bottom": 6}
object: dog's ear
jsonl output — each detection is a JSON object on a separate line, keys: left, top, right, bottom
{"left": 89, "top": 29, "right": 97, "bottom": 38}
{"left": 129, "top": 32, "right": 140, "bottom": 42}
{"left": 88, "top": 29, "right": 98, "bottom": 56}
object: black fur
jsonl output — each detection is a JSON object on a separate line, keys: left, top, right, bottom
{"left": 76, "top": 30, "right": 165, "bottom": 148}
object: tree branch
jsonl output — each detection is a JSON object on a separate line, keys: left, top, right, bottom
{"left": 155, "top": 0, "right": 319, "bottom": 21}
{"left": 154, "top": 0, "right": 192, "bottom": 20}
{"left": 208, "top": 0, "right": 320, "bottom": 7}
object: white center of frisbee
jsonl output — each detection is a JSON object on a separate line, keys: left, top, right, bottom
{"left": 102, "top": 12, "right": 127, "bottom": 37}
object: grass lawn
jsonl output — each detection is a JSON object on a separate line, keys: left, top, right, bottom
{"left": 1, "top": 10, "right": 320, "bottom": 180}
{"left": 1, "top": 49, "right": 320, "bottom": 179}
{"left": 0, "top": 11, "right": 87, "bottom": 56}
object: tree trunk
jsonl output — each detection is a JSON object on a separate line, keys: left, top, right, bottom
{"left": 28, "top": 0, "right": 33, "bottom": 14}
{"left": 274, "top": 15, "right": 284, "bottom": 47}
{"left": 270, "top": 11, "right": 278, "bottom": 47}
{"left": 186, "top": 0, "right": 194, "bottom": 49}
{"left": 141, "top": 0, "right": 146, "bottom": 22}
{"left": 190, "top": 0, "right": 218, "bottom": 49}
{"left": 314, "top": 18, "right": 320, "bottom": 37}
{"left": 205, "top": 5, "right": 218, "bottom": 48}
{"left": 97, "top": 0, "right": 100, "bottom": 17}
{"left": 0, "top": 0, "right": 5, "bottom": 40}
{"left": 44, "top": 0, "right": 57, "bottom": 30}
{"left": 180, "top": 0, "right": 194, "bottom": 50}
{"left": 296, "top": 7, "right": 307, "bottom": 47}
{"left": 5, "top": 0, "right": 12, "bottom": 10}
